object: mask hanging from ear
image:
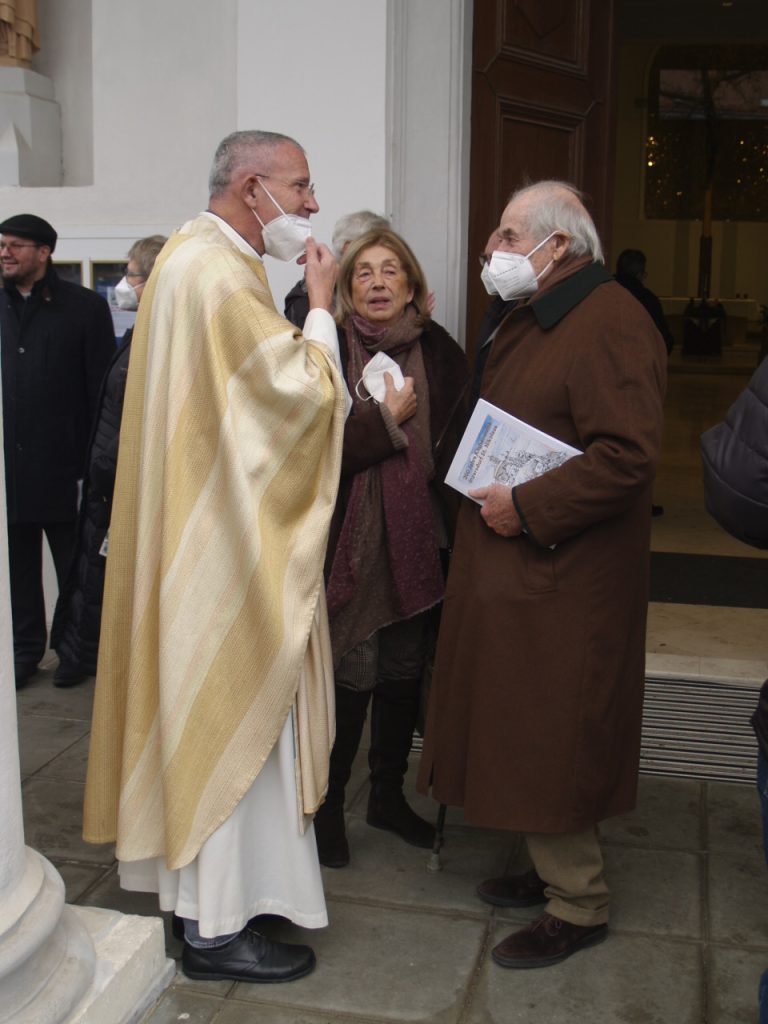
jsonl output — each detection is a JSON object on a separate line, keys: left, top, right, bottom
{"left": 252, "top": 179, "right": 312, "bottom": 262}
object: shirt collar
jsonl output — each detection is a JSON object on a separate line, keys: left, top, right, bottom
{"left": 201, "top": 211, "right": 262, "bottom": 260}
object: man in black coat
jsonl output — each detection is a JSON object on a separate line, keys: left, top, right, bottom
{"left": 614, "top": 248, "right": 674, "bottom": 355}
{"left": 0, "top": 213, "right": 115, "bottom": 686}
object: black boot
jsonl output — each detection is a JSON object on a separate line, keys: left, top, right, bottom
{"left": 366, "top": 677, "right": 435, "bottom": 849}
{"left": 314, "top": 685, "right": 370, "bottom": 867}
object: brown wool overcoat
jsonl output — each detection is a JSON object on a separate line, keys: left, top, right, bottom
{"left": 417, "top": 257, "right": 667, "bottom": 833}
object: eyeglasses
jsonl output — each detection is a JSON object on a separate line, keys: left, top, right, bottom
{"left": 124, "top": 268, "right": 145, "bottom": 281}
{"left": 0, "top": 241, "right": 41, "bottom": 254}
{"left": 255, "top": 174, "right": 316, "bottom": 198}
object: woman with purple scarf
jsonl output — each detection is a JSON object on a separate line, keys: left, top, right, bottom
{"left": 316, "top": 228, "right": 469, "bottom": 868}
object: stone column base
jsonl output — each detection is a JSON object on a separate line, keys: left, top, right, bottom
{"left": 63, "top": 907, "right": 175, "bottom": 1024}
{"left": 0, "top": 849, "right": 173, "bottom": 1024}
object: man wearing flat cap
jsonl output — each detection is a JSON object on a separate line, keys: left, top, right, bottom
{"left": 0, "top": 213, "right": 115, "bottom": 687}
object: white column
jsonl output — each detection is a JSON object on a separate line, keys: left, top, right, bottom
{"left": 0, "top": 365, "right": 173, "bottom": 1022}
{"left": 0, "top": 391, "right": 96, "bottom": 1019}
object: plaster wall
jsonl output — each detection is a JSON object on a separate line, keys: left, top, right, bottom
{"left": 236, "top": 0, "right": 389, "bottom": 313}
{"left": 612, "top": 40, "right": 767, "bottom": 309}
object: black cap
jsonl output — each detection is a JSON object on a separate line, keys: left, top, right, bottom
{"left": 0, "top": 214, "right": 57, "bottom": 252}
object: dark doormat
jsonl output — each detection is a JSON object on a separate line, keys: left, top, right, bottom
{"left": 650, "top": 552, "right": 768, "bottom": 608}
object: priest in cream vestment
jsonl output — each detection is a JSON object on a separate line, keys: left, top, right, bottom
{"left": 83, "top": 131, "right": 348, "bottom": 984}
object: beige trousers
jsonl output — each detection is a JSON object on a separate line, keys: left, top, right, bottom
{"left": 524, "top": 826, "right": 610, "bottom": 927}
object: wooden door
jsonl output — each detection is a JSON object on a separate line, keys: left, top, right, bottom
{"left": 467, "top": 0, "right": 617, "bottom": 354}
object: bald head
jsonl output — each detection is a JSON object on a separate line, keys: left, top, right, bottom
{"left": 502, "top": 180, "right": 604, "bottom": 263}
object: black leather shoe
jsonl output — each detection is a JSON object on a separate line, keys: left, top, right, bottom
{"left": 14, "top": 661, "right": 38, "bottom": 688}
{"left": 53, "top": 663, "right": 88, "bottom": 688}
{"left": 367, "top": 790, "right": 435, "bottom": 849}
{"left": 477, "top": 869, "right": 547, "bottom": 908}
{"left": 492, "top": 913, "right": 607, "bottom": 969}
{"left": 182, "top": 927, "right": 316, "bottom": 983}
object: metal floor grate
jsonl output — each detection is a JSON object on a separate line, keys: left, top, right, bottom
{"left": 640, "top": 675, "right": 761, "bottom": 785}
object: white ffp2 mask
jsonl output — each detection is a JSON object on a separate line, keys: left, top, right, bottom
{"left": 253, "top": 179, "right": 312, "bottom": 262}
{"left": 355, "top": 351, "right": 405, "bottom": 403}
{"left": 486, "top": 231, "right": 557, "bottom": 300}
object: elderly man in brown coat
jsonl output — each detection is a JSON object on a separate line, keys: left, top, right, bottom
{"left": 418, "top": 180, "right": 667, "bottom": 969}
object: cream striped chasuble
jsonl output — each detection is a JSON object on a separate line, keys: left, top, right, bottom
{"left": 83, "top": 214, "right": 346, "bottom": 870}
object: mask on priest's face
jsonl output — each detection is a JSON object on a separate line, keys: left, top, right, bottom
{"left": 252, "top": 179, "right": 312, "bottom": 262}
{"left": 113, "top": 276, "right": 140, "bottom": 311}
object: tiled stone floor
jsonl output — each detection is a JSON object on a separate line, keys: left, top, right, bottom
{"left": 15, "top": 353, "right": 768, "bottom": 1022}
{"left": 16, "top": 657, "right": 768, "bottom": 1024}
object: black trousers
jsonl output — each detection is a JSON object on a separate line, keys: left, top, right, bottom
{"left": 7, "top": 521, "right": 75, "bottom": 665}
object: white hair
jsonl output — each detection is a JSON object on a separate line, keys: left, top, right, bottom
{"left": 511, "top": 180, "right": 604, "bottom": 263}
{"left": 331, "top": 210, "right": 390, "bottom": 259}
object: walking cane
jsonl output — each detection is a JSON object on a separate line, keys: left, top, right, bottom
{"left": 426, "top": 803, "right": 447, "bottom": 872}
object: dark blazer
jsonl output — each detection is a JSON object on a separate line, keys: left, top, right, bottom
{"left": 1, "top": 265, "right": 116, "bottom": 522}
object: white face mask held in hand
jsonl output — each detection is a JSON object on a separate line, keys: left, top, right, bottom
{"left": 113, "top": 276, "right": 140, "bottom": 311}
{"left": 486, "top": 231, "right": 558, "bottom": 300}
{"left": 252, "top": 179, "right": 312, "bottom": 262}
{"left": 355, "top": 351, "right": 405, "bottom": 403}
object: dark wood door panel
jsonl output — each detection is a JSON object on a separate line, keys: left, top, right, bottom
{"left": 466, "top": 0, "right": 616, "bottom": 355}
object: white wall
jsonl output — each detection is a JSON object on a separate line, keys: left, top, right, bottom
{"left": 3, "top": 0, "right": 239, "bottom": 255}
{"left": 237, "top": 0, "right": 389, "bottom": 311}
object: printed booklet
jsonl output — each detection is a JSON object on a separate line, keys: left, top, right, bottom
{"left": 445, "top": 398, "right": 581, "bottom": 504}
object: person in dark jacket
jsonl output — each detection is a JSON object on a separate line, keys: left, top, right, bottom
{"left": 314, "top": 227, "right": 469, "bottom": 869}
{"left": 700, "top": 358, "right": 768, "bottom": 1022}
{"left": 0, "top": 213, "right": 115, "bottom": 687}
{"left": 701, "top": 356, "right": 768, "bottom": 550}
{"left": 51, "top": 235, "right": 167, "bottom": 686}
{"left": 615, "top": 248, "right": 674, "bottom": 355}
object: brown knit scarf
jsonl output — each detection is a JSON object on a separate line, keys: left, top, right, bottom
{"left": 326, "top": 307, "right": 445, "bottom": 667}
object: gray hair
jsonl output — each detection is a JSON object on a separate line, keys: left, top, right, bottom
{"left": 331, "top": 210, "right": 390, "bottom": 259}
{"left": 208, "top": 130, "right": 304, "bottom": 198}
{"left": 127, "top": 234, "right": 167, "bottom": 279}
{"left": 511, "top": 180, "right": 604, "bottom": 263}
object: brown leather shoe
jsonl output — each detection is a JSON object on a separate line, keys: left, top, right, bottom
{"left": 477, "top": 869, "right": 546, "bottom": 908}
{"left": 492, "top": 913, "right": 607, "bottom": 969}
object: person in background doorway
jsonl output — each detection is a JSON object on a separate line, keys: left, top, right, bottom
{"left": 615, "top": 248, "right": 674, "bottom": 355}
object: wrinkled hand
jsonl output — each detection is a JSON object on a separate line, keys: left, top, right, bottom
{"left": 382, "top": 371, "right": 417, "bottom": 425}
{"left": 304, "top": 237, "right": 338, "bottom": 312}
{"left": 469, "top": 483, "right": 522, "bottom": 537}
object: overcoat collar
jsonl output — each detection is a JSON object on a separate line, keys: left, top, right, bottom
{"left": 529, "top": 260, "right": 612, "bottom": 331}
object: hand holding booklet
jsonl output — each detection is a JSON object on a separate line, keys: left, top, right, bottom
{"left": 445, "top": 399, "right": 581, "bottom": 504}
